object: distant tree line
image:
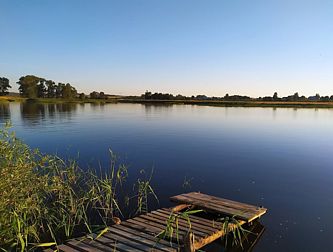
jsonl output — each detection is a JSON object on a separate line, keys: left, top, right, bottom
{"left": 142, "top": 91, "right": 333, "bottom": 102}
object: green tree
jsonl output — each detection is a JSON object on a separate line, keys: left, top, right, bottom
{"left": 273, "top": 92, "right": 278, "bottom": 100}
{"left": 17, "top": 75, "right": 42, "bottom": 98}
{"left": 0, "top": 77, "right": 11, "bottom": 95}
{"left": 56, "top": 83, "right": 65, "bottom": 98}
{"left": 315, "top": 93, "right": 320, "bottom": 101}
{"left": 37, "top": 79, "right": 46, "bottom": 98}
{"left": 99, "top": 92, "right": 105, "bottom": 99}
{"left": 70, "top": 85, "right": 77, "bottom": 98}
{"left": 79, "top": 93, "right": 86, "bottom": 99}
{"left": 61, "top": 83, "right": 77, "bottom": 99}
{"left": 89, "top": 91, "right": 99, "bottom": 99}
{"left": 62, "top": 84, "right": 72, "bottom": 99}
{"left": 45, "top": 80, "right": 56, "bottom": 98}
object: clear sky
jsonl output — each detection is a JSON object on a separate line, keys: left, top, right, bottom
{"left": 1, "top": 0, "right": 332, "bottom": 97}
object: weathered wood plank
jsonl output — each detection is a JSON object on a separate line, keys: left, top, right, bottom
{"left": 109, "top": 225, "right": 175, "bottom": 252}
{"left": 80, "top": 239, "right": 120, "bottom": 252}
{"left": 66, "top": 240, "right": 103, "bottom": 252}
{"left": 184, "top": 192, "right": 262, "bottom": 212}
{"left": 103, "top": 232, "right": 153, "bottom": 252}
{"left": 151, "top": 210, "right": 219, "bottom": 233}
{"left": 193, "top": 220, "right": 246, "bottom": 250}
{"left": 126, "top": 218, "right": 188, "bottom": 245}
{"left": 170, "top": 194, "right": 261, "bottom": 221}
{"left": 145, "top": 212, "right": 211, "bottom": 237}
{"left": 121, "top": 220, "right": 180, "bottom": 248}
{"left": 132, "top": 216, "right": 189, "bottom": 238}
{"left": 158, "top": 208, "right": 223, "bottom": 228}
{"left": 186, "top": 193, "right": 267, "bottom": 219}
{"left": 123, "top": 219, "right": 165, "bottom": 235}
{"left": 138, "top": 215, "right": 206, "bottom": 239}
{"left": 114, "top": 224, "right": 178, "bottom": 251}
{"left": 171, "top": 192, "right": 267, "bottom": 222}
{"left": 57, "top": 244, "right": 82, "bottom": 252}
{"left": 171, "top": 204, "right": 191, "bottom": 212}
{"left": 95, "top": 235, "right": 143, "bottom": 252}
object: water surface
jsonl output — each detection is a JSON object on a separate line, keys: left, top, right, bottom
{"left": 1, "top": 102, "right": 333, "bottom": 251}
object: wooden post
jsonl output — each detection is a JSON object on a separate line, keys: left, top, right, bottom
{"left": 183, "top": 232, "right": 195, "bottom": 252}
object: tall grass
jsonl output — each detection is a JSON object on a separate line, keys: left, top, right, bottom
{"left": 0, "top": 122, "right": 157, "bottom": 251}
{"left": 157, "top": 209, "right": 203, "bottom": 243}
{"left": 216, "top": 215, "right": 252, "bottom": 248}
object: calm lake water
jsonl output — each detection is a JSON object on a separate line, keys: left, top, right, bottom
{"left": 1, "top": 102, "right": 333, "bottom": 251}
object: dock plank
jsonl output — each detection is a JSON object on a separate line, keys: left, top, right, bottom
{"left": 66, "top": 240, "right": 103, "bottom": 252}
{"left": 145, "top": 212, "right": 211, "bottom": 237}
{"left": 140, "top": 214, "right": 207, "bottom": 238}
{"left": 79, "top": 239, "right": 119, "bottom": 252}
{"left": 152, "top": 210, "right": 219, "bottom": 233}
{"left": 57, "top": 244, "right": 82, "bottom": 252}
{"left": 95, "top": 235, "right": 144, "bottom": 252}
{"left": 113, "top": 225, "right": 177, "bottom": 251}
{"left": 170, "top": 192, "right": 266, "bottom": 222}
{"left": 109, "top": 225, "right": 175, "bottom": 252}
{"left": 103, "top": 232, "right": 154, "bottom": 252}
{"left": 120, "top": 220, "right": 179, "bottom": 248}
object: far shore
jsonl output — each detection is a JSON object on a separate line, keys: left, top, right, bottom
{"left": 2, "top": 96, "right": 333, "bottom": 108}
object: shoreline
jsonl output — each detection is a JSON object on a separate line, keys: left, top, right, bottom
{"left": 2, "top": 96, "right": 333, "bottom": 108}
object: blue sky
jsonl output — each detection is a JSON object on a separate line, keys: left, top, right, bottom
{"left": 1, "top": 0, "right": 332, "bottom": 96}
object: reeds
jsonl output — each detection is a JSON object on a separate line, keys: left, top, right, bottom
{"left": 156, "top": 209, "right": 203, "bottom": 243}
{"left": 0, "top": 122, "right": 157, "bottom": 251}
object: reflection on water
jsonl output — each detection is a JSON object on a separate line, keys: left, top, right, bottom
{"left": 0, "top": 103, "right": 10, "bottom": 120}
{"left": 19, "top": 101, "right": 78, "bottom": 126}
{"left": 1, "top": 102, "right": 333, "bottom": 251}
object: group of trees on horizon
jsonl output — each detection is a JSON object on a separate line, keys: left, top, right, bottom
{"left": 142, "top": 91, "right": 333, "bottom": 102}
{"left": 0, "top": 75, "right": 109, "bottom": 100}
{"left": 17, "top": 75, "right": 78, "bottom": 99}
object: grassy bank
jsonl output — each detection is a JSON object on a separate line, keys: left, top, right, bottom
{"left": 0, "top": 123, "right": 157, "bottom": 251}
{"left": 119, "top": 99, "right": 333, "bottom": 108}
{"left": 0, "top": 96, "right": 119, "bottom": 104}
{"left": 0, "top": 96, "right": 26, "bottom": 103}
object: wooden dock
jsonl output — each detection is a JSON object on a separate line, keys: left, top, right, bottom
{"left": 46, "top": 192, "right": 267, "bottom": 252}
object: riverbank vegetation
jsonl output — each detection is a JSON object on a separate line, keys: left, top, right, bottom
{"left": 0, "top": 123, "right": 157, "bottom": 251}
{"left": 3, "top": 75, "right": 333, "bottom": 108}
